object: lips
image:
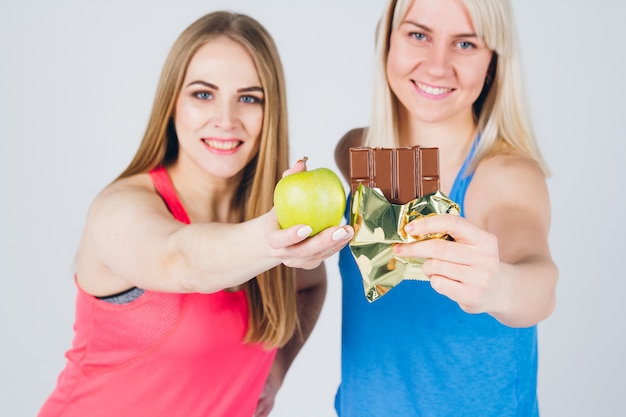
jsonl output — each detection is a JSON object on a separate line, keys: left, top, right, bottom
{"left": 201, "top": 138, "right": 242, "bottom": 151}
{"left": 414, "top": 81, "right": 453, "bottom": 96}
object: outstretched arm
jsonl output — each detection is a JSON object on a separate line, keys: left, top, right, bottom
{"left": 393, "top": 154, "right": 558, "bottom": 328}
{"left": 76, "top": 159, "right": 353, "bottom": 297}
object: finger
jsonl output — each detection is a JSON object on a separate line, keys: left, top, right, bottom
{"left": 269, "top": 224, "right": 313, "bottom": 249}
{"left": 287, "top": 225, "right": 353, "bottom": 256}
{"left": 422, "top": 257, "right": 473, "bottom": 283}
{"left": 278, "top": 226, "right": 354, "bottom": 268}
{"left": 430, "top": 274, "right": 462, "bottom": 297}
{"left": 405, "top": 213, "right": 490, "bottom": 245}
{"left": 265, "top": 209, "right": 312, "bottom": 248}
{"left": 430, "top": 274, "right": 487, "bottom": 315}
{"left": 429, "top": 258, "right": 501, "bottom": 313}
{"left": 330, "top": 225, "right": 354, "bottom": 242}
{"left": 312, "top": 225, "right": 354, "bottom": 244}
{"left": 393, "top": 237, "right": 477, "bottom": 266}
{"left": 268, "top": 227, "right": 352, "bottom": 270}
{"left": 281, "top": 156, "right": 308, "bottom": 178}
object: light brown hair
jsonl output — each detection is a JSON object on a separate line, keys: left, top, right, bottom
{"left": 117, "top": 11, "right": 296, "bottom": 348}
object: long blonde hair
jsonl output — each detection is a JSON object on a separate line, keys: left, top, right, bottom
{"left": 366, "top": 0, "right": 549, "bottom": 176}
{"left": 117, "top": 11, "right": 297, "bottom": 348}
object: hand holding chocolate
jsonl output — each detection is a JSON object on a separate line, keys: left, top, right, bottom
{"left": 348, "top": 146, "right": 460, "bottom": 302}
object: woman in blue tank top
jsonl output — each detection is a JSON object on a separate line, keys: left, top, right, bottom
{"left": 333, "top": 1, "right": 558, "bottom": 416}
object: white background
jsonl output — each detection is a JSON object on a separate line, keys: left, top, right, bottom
{"left": 1, "top": 1, "right": 624, "bottom": 416}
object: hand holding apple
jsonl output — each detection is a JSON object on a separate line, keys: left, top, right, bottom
{"left": 273, "top": 158, "right": 346, "bottom": 236}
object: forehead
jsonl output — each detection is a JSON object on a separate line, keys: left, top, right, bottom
{"left": 184, "top": 36, "right": 260, "bottom": 84}
{"left": 401, "top": 0, "right": 475, "bottom": 33}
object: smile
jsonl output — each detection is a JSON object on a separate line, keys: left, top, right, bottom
{"left": 414, "top": 81, "right": 453, "bottom": 96}
{"left": 202, "top": 139, "right": 242, "bottom": 151}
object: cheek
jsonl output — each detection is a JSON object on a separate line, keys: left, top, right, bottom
{"left": 386, "top": 42, "right": 422, "bottom": 97}
{"left": 245, "top": 107, "right": 264, "bottom": 139}
{"left": 464, "top": 56, "right": 493, "bottom": 96}
{"left": 386, "top": 43, "right": 413, "bottom": 80}
{"left": 466, "top": 70, "right": 487, "bottom": 94}
{"left": 173, "top": 99, "right": 194, "bottom": 134}
{"left": 386, "top": 52, "right": 406, "bottom": 96}
{"left": 173, "top": 101, "right": 205, "bottom": 150}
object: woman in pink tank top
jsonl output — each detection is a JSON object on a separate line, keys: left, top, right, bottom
{"left": 38, "top": 11, "right": 354, "bottom": 417}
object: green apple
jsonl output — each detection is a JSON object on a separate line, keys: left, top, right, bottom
{"left": 274, "top": 165, "right": 346, "bottom": 236}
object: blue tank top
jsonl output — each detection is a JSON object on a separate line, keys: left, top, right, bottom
{"left": 335, "top": 140, "right": 539, "bottom": 417}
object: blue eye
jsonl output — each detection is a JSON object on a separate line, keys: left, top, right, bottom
{"left": 194, "top": 91, "right": 212, "bottom": 100}
{"left": 458, "top": 41, "right": 475, "bottom": 50}
{"left": 240, "top": 95, "right": 264, "bottom": 105}
{"left": 410, "top": 32, "right": 426, "bottom": 41}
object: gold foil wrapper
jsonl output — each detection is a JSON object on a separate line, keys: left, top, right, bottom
{"left": 348, "top": 184, "right": 460, "bottom": 302}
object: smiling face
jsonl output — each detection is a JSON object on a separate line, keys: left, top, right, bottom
{"left": 386, "top": 0, "right": 493, "bottom": 127}
{"left": 174, "top": 36, "right": 264, "bottom": 180}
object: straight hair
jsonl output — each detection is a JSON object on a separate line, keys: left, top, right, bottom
{"left": 116, "top": 11, "right": 297, "bottom": 348}
{"left": 366, "top": 0, "right": 550, "bottom": 176}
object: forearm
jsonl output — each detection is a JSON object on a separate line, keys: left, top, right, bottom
{"left": 104, "top": 213, "right": 281, "bottom": 294}
{"left": 167, "top": 215, "right": 280, "bottom": 292}
{"left": 94, "top": 184, "right": 352, "bottom": 296}
{"left": 490, "top": 258, "right": 558, "bottom": 328}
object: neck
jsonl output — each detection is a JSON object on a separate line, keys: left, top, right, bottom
{"left": 398, "top": 110, "right": 478, "bottom": 193}
{"left": 399, "top": 111, "right": 477, "bottom": 168}
{"left": 166, "top": 160, "right": 241, "bottom": 224}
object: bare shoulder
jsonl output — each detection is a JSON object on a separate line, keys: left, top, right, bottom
{"left": 82, "top": 172, "right": 171, "bottom": 249}
{"left": 89, "top": 173, "right": 159, "bottom": 221}
{"left": 77, "top": 172, "right": 170, "bottom": 295}
{"left": 474, "top": 152, "right": 548, "bottom": 195}
{"left": 334, "top": 127, "right": 367, "bottom": 181}
{"left": 466, "top": 152, "right": 551, "bottom": 228}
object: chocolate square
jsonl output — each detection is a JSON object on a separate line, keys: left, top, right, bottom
{"left": 349, "top": 146, "right": 440, "bottom": 204}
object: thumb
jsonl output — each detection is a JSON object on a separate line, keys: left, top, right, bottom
{"left": 282, "top": 156, "right": 308, "bottom": 178}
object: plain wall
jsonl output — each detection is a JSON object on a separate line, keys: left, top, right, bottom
{"left": 1, "top": 1, "right": 624, "bottom": 416}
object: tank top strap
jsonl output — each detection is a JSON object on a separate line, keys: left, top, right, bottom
{"left": 449, "top": 135, "right": 480, "bottom": 218}
{"left": 149, "top": 165, "right": 191, "bottom": 225}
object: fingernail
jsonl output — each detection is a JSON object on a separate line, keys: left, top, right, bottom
{"left": 331, "top": 228, "right": 349, "bottom": 241}
{"left": 297, "top": 225, "right": 313, "bottom": 238}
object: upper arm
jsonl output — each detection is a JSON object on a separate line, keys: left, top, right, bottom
{"left": 465, "top": 155, "right": 553, "bottom": 264}
{"left": 334, "top": 127, "right": 366, "bottom": 182}
{"left": 77, "top": 176, "right": 189, "bottom": 294}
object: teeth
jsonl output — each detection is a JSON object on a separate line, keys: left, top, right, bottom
{"left": 416, "top": 82, "right": 451, "bottom": 96}
{"left": 205, "top": 140, "right": 239, "bottom": 150}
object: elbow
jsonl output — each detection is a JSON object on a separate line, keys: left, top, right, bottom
{"left": 541, "top": 261, "right": 560, "bottom": 321}
{"left": 495, "top": 260, "right": 559, "bottom": 329}
{"left": 161, "top": 250, "right": 195, "bottom": 293}
{"left": 519, "top": 260, "right": 560, "bottom": 327}
{"left": 162, "top": 250, "right": 220, "bottom": 294}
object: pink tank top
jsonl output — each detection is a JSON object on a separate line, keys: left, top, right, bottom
{"left": 39, "top": 166, "right": 276, "bottom": 417}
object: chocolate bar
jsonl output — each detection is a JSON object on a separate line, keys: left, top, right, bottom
{"left": 349, "top": 146, "right": 440, "bottom": 205}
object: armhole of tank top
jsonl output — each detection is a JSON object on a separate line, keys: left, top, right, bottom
{"left": 97, "top": 166, "right": 190, "bottom": 305}
{"left": 149, "top": 166, "right": 191, "bottom": 225}
{"left": 449, "top": 136, "right": 479, "bottom": 217}
{"left": 96, "top": 287, "right": 146, "bottom": 304}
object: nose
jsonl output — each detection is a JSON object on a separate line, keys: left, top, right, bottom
{"left": 213, "top": 100, "right": 237, "bottom": 130}
{"left": 423, "top": 42, "right": 451, "bottom": 78}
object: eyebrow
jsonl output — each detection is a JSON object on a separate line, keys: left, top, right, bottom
{"left": 185, "top": 80, "right": 264, "bottom": 93}
{"left": 401, "top": 20, "right": 478, "bottom": 38}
